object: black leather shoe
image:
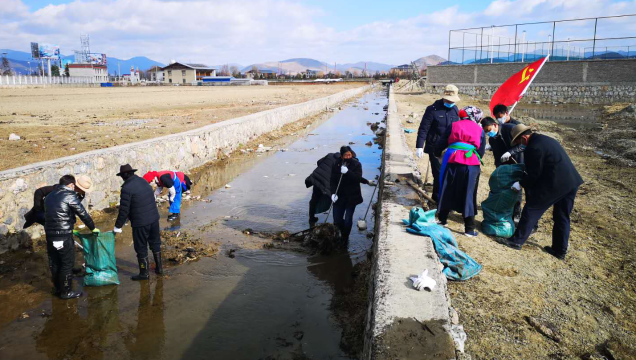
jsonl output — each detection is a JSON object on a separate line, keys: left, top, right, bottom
{"left": 543, "top": 246, "right": 566, "bottom": 260}
{"left": 495, "top": 237, "right": 522, "bottom": 250}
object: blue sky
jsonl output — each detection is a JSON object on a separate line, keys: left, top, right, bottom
{"left": 3, "top": 0, "right": 636, "bottom": 65}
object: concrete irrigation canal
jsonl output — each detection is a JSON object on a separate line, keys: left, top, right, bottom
{"left": 0, "top": 91, "right": 387, "bottom": 359}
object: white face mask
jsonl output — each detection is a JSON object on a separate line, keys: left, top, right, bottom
{"left": 497, "top": 117, "right": 506, "bottom": 124}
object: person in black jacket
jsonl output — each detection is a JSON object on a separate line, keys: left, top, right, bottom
{"left": 482, "top": 116, "right": 525, "bottom": 222}
{"left": 305, "top": 152, "right": 376, "bottom": 225}
{"left": 492, "top": 104, "right": 521, "bottom": 126}
{"left": 113, "top": 164, "right": 162, "bottom": 280}
{"left": 415, "top": 84, "right": 461, "bottom": 202}
{"left": 23, "top": 185, "right": 58, "bottom": 229}
{"left": 330, "top": 146, "right": 366, "bottom": 242}
{"left": 497, "top": 125, "right": 584, "bottom": 260}
{"left": 44, "top": 174, "right": 97, "bottom": 299}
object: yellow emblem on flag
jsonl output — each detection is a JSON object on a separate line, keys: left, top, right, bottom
{"left": 519, "top": 66, "right": 535, "bottom": 84}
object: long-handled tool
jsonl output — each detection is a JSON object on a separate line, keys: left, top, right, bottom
{"left": 324, "top": 173, "right": 344, "bottom": 224}
{"left": 357, "top": 165, "right": 384, "bottom": 230}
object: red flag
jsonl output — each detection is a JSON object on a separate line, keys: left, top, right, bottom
{"left": 489, "top": 55, "right": 549, "bottom": 115}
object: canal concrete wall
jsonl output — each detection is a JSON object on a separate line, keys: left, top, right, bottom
{"left": 0, "top": 85, "right": 369, "bottom": 253}
{"left": 363, "top": 85, "right": 457, "bottom": 359}
{"left": 425, "top": 58, "right": 636, "bottom": 105}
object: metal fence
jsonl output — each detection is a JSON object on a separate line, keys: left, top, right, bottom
{"left": 446, "top": 14, "right": 636, "bottom": 65}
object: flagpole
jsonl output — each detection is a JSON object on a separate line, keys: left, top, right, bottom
{"left": 509, "top": 54, "right": 550, "bottom": 117}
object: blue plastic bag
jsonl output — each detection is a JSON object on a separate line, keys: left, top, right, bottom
{"left": 403, "top": 207, "right": 482, "bottom": 281}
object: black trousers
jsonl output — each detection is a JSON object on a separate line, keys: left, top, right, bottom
{"left": 309, "top": 187, "right": 321, "bottom": 219}
{"left": 132, "top": 221, "right": 161, "bottom": 259}
{"left": 333, "top": 203, "right": 357, "bottom": 241}
{"left": 46, "top": 234, "right": 75, "bottom": 289}
{"left": 428, "top": 154, "right": 441, "bottom": 202}
{"left": 510, "top": 187, "right": 578, "bottom": 254}
{"left": 438, "top": 210, "right": 476, "bottom": 233}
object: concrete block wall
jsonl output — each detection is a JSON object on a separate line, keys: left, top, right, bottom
{"left": 0, "top": 85, "right": 369, "bottom": 252}
{"left": 426, "top": 58, "right": 636, "bottom": 104}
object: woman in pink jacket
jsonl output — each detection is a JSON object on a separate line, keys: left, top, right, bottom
{"left": 433, "top": 109, "right": 486, "bottom": 237}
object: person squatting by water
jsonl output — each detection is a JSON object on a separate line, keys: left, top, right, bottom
{"left": 114, "top": 164, "right": 163, "bottom": 280}
{"left": 415, "top": 84, "right": 461, "bottom": 202}
{"left": 44, "top": 175, "right": 98, "bottom": 299}
{"left": 142, "top": 170, "right": 192, "bottom": 221}
{"left": 434, "top": 108, "right": 486, "bottom": 237}
{"left": 306, "top": 150, "right": 376, "bottom": 226}
{"left": 496, "top": 125, "right": 583, "bottom": 260}
{"left": 329, "top": 146, "right": 373, "bottom": 243}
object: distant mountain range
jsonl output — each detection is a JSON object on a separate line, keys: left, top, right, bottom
{"left": 2, "top": 48, "right": 448, "bottom": 76}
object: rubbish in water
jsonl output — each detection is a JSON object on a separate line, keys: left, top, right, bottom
{"left": 404, "top": 129, "right": 415, "bottom": 133}
{"left": 357, "top": 219, "right": 367, "bottom": 230}
{"left": 365, "top": 141, "right": 373, "bottom": 146}
{"left": 160, "top": 230, "right": 219, "bottom": 265}
{"left": 409, "top": 269, "right": 436, "bottom": 291}
{"left": 225, "top": 184, "right": 231, "bottom": 188}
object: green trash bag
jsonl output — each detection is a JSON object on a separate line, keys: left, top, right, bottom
{"left": 481, "top": 164, "right": 526, "bottom": 238}
{"left": 75, "top": 231, "right": 120, "bottom": 286}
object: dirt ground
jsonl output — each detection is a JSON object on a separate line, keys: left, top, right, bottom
{"left": 395, "top": 92, "right": 636, "bottom": 359}
{"left": 0, "top": 83, "right": 365, "bottom": 171}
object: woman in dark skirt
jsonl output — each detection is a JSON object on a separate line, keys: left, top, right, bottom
{"left": 434, "top": 110, "right": 486, "bottom": 237}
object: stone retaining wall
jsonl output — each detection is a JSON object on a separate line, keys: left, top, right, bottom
{"left": 0, "top": 85, "right": 369, "bottom": 252}
{"left": 425, "top": 59, "right": 636, "bottom": 104}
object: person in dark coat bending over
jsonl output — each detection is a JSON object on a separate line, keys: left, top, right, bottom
{"left": 496, "top": 125, "right": 583, "bottom": 259}
{"left": 306, "top": 151, "right": 376, "bottom": 226}
{"left": 415, "top": 84, "right": 460, "bottom": 202}
{"left": 114, "top": 164, "right": 162, "bottom": 280}
{"left": 434, "top": 111, "right": 486, "bottom": 237}
{"left": 23, "top": 184, "right": 58, "bottom": 229}
{"left": 330, "top": 146, "right": 366, "bottom": 243}
{"left": 45, "top": 175, "right": 98, "bottom": 299}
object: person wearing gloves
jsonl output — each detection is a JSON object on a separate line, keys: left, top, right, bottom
{"left": 481, "top": 116, "right": 526, "bottom": 222}
{"left": 433, "top": 112, "right": 486, "bottom": 237}
{"left": 306, "top": 151, "right": 376, "bottom": 225}
{"left": 142, "top": 170, "right": 191, "bottom": 221}
{"left": 492, "top": 104, "right": 521, "bottom": 126}
{"left": 330, "top": 146, "right": 366, "bottom": 243}
{"left": 415, "top": 84, "right": 460, "bottom": 202}
{"left": 114, "top": 164, "right": 162, "bottom": 280}
{"left": 44, "top": 174, "right": 97, "bottom": 299}
{"left": 496, "top": 125, "right": 583, "bottom": 260}
{"left": 23, "top": 184, "right": 58, "bottom": 229}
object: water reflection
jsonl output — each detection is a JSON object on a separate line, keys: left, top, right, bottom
{"left": 125, "top": 279, "right": 165, "bottom": 360}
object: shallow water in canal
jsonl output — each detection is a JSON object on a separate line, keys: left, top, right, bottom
{"left": 0, "top": 90, "right": 387, "bottom": 360}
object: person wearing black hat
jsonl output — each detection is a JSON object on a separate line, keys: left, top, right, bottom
{"left": 496, "top": 125, "right": 583, "bottom": 260}
{"left": 329, "top": 146, "right": 366, "bottom": 243}
{"left": 113, "top": 164, "right": 162, "bottom": 279}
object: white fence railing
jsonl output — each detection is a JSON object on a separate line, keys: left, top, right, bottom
{"left": 0, "top": 75, "right": 100, "bottom": 86}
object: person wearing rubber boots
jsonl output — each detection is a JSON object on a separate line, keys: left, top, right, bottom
{"left": 143, "top": 170, "right": 190, "bottom": 221}
{"left": 415, "top": 84, "right": 461, "bottom": 202}
{"left": 496, "top": 125, "right": 583, "bottom": 260}
{"left": 114, "top": 164, "right": 162, "bottom": 280}
{"left": 44, "top": 175, "right": 98, "bottom": 299}
{"left": 330, "top": 146, "right": 365, "bottom": 243}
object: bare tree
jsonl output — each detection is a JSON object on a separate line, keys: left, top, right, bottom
{"left": 219, "top": 64, "right": 230, "bottom": 76}
{"left": 230, "top": 65, "right": 239, "bottom": 77}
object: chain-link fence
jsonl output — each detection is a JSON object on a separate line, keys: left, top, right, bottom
{"left": 446, "top": 14, "right": 636, "bottom": 65}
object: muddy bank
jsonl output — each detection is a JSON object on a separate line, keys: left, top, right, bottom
{"left": 160, "top": 230, "right": 219, "bottom": 266}
{"left": 396, "top": 92, "right": 636, "bottom": 359}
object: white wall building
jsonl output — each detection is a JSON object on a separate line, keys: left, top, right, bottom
{"left": 68, "top": 64, "right": 108, "bottom": 83}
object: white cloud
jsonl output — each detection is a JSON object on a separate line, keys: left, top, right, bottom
{"left": 1, "top": 0, "right": 635, "bottom": 66}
